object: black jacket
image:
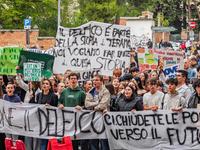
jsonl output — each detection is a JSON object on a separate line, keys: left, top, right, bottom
{"left": 116, "top": 94, "right": 143, "bottom": 111}
{"left": 36, "top": 91, "right": 58, "bottom": 107}
{"left": 188, "top": 92, "right": 200, "bottom": 108}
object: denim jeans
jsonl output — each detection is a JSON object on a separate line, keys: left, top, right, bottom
{"left": 89, "top": 139, "right": 110, "bottom": 150}
{"left": 41, "top": 139, "right": 48, "bottom": 150}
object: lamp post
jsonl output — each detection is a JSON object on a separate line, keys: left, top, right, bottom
{"left": 58, "top": 0, "right": 61, "bottom": 28}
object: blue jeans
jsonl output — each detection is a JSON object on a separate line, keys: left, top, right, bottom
{"left": 100, "top": 139, "right": 110, "bottom": 150}
{"left": 89, "top": 139, "right": 110, "bottom": 150}
{"left": 41, "top": 139, "right": 48, "bottom": 150}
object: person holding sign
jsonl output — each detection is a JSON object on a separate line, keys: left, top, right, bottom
{"left": 115, "top": 85, "right": 143, "bottom": 112}
{"left": 58, "top": 72, "right": 86, "bottom": 150}
{"left": 36, "top": 79, "right": 58, "bottom": 150}
{"left": 3, "top": 82, "right": 21, "bottom": 141}
{"left": 85, "top": 74, "right": 110, "bottom": 150}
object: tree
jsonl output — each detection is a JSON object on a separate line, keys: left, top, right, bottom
{"left": 76, "top": 0, "right": 117, "bottom": 25}
{"left": 0, "top": 0, "right": 57, "bottom": 36}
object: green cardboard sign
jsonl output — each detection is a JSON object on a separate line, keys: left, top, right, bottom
{"left": 18, "top": 50, "right": 54, "bottom": 78}
{"left": 0, "top": 47, "right": 22, "bottom": 75}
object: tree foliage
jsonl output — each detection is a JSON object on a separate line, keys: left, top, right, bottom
{"left": 0, "top": 0, "right": 57, "bottom": 36}
{"left": 0, "top": 0, "right": 199, "bottom": 36}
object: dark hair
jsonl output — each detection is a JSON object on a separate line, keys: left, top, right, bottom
{"left": 130, "top": 67, "right": 139, "bottom": 73}
{"left": 147, "top": 78, "right": 157, "bottom": 85}
{"left": 68, "top": 72, "right": 79, "bottom": 80}
{"left": 166, "top": 78, "right": 178, "bottom": 86}
{"left": 193, "top": 79, "right": 200, "bottom": 90}
{"left": 140, "top": 72, "right": 148, "bottom": 87}
{"left": 157, "top": 80, "right": 164, "bottom": 87}
{"left": 83, "top": 80, "right": 92, "bottom": 85}
{"left": 41, "top": 78, "right": 53, "bottom": 92}
{"left": 134, "top": 77, "right": 143, "bottom": 89}
{"left": 6, "top": 82, "right": 15, "bottom": 88}
{"left": 125, "top": 85, "right": 136, "bottom": 98}
{"left": 119, "top": 73, "right": 133, "bottom": 82}
{"left": 177, "top": 70, "right": 188, "bottom": 79}
{"left": 105, "top": 84, "right": 115, "bottom": 95}
{"left": 197, "top": 65, "right": 200, "bottom": 72}
{"left": 93, "top": 74, "right": 104, "bottom": 82}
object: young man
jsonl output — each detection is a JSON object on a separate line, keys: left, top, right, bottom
{"left": 187, "top": 56, "right": 197, "bottom": 82}
{"left": 4, "top": 82, "right": 21, "bottom": 103}
{"left": 162, "top": 78, "right": 185, "bottom": 111}
{"left": 188, "top": 79, "right": 200, "bottom": 108}
{"left": 85, "top": 74, "right": 110, "bottom": 150}
{"left": 176, "top": 70, "right": 192, "bottom": 107}
{"left": 58, "top": 72, "right": 86, "bottom": 150}
{"left": 85, "top": 74, "right": 110, "bottom": 111}
{"left": 143, "top": 78, "right": 164, "bottom": 111}
{"left": 58, "top": 72, "right": 85, "bottom": 108}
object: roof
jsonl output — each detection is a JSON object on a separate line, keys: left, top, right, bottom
{"left": 120, "top": 17, "right": 154, "bottom": 21}
{"left": 152, "top": 26, "right": 177, "bottom": 32}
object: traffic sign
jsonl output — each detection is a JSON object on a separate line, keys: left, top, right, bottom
{"left": 189, "top": 21, "right": 197, "bottom": 29}
{"left": 24, "top": 19, "right": 31, "bottom": 29}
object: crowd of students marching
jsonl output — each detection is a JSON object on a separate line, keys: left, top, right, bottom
{"left": 0, "top": 51, "right": 200, "bottom": 150}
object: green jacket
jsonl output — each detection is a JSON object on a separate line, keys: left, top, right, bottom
{"left": 58, "top": 86, "right": 86, "bottom": 107}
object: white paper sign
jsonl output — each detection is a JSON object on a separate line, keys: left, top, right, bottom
{"left": 163, "top": 64, "right": 179, "bottom": 79}
{"left": 52, "top": 21, "right": 131, "bottom": 76}
{"left": 23, "top": 63, "right": 41, "bottom": 81}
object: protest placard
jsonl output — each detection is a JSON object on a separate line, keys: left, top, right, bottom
{"left": 0, "top": 47, "right": 22, "bottom": 75}
{"left": 17, "top": 50, "right": 54, "bottom": 78}
{"left": 52, "top": 21, "right": 131, "bottom": 76}
{"left": 137, "top": 48, "right": 158, "bottom": 72}
{"left": 154, "top": 49, "right": 184, "bottom": 69}
{"left": 23, "top": 63, "right": 42, "bottom": 81}
{"left": 163, "top": 64, "right": 179, "bottom": 79}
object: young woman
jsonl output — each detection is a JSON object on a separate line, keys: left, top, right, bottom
{"left": 115, "top": 85, "right": 143, "bottom": 111}
{"left": 36, "top": 79, "right": 58, "bottom": 150}
{"left": 36, "top": 79, "right": 58, "bottom": 106}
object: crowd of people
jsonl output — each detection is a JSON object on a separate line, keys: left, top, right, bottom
{"left": 0, "top": 49, "right": 200, "bottom": 150}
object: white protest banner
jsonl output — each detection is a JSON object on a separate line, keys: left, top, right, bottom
{"left": 0, "top": 100, "right": 105, "bottom": 139}
{"left": 104, "top": 110, "right": 200, "bottom": 150}
{"left": 23, "top": 63, "right": 42, "bottom": 81}
{"left": 163, "top": 64, "right": 179, "bottom": 79}
{"left": 52, "top": 21, "right": 131, "bottom": 76}
{"left": 3, "top": 100, "right": 200, "bottom": 149}
{"left": 154, "top": 49, "right": 184, "bottom": 69}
